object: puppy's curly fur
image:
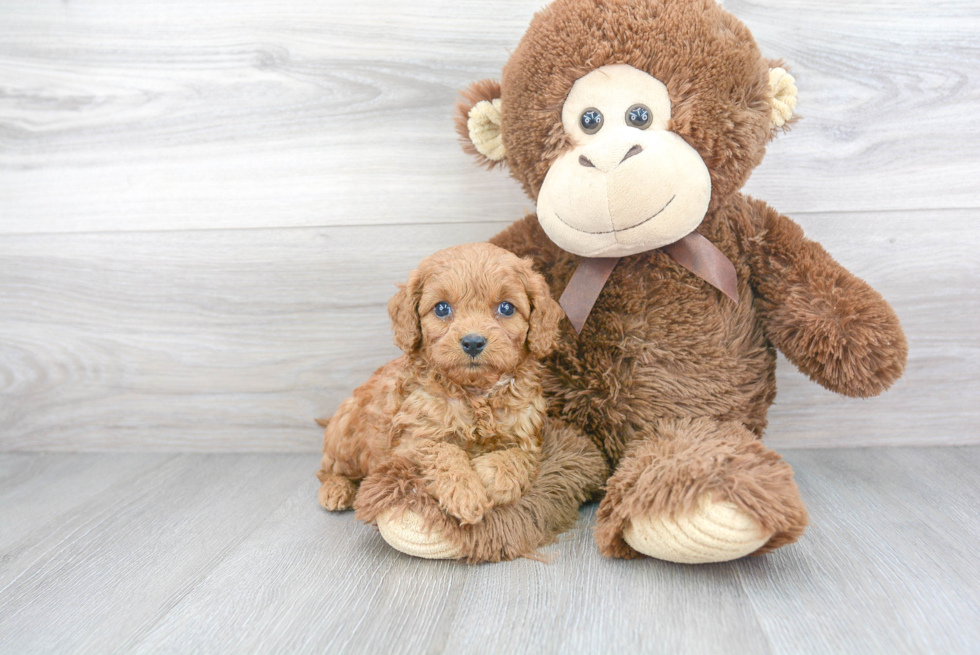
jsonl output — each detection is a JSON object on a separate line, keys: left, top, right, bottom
{"left": 316, "top": 242, "right": 564, "bottom": 525}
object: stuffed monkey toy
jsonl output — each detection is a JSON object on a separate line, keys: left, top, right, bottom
{"left": 354, "top": 0, "right": 907, "bottom": 563}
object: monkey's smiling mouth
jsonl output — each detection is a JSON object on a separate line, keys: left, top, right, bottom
{"left": 553, "top": 195, "right": 675, "bottom": 235}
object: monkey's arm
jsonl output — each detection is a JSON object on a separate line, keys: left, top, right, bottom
{"left": 742, "top": 199, "right": 907, "bottom": 398}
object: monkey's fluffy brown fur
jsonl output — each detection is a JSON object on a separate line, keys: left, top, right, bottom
{"left": 317, "top": 243, "right": 568, "bottom": 526}
{"left": 364, "top": 0, "right": 908, "bottom": 562}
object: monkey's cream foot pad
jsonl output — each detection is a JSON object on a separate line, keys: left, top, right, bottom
{"left": 376, "top": 509, "right": 462, "bottom": 560}
{"left": 623, "top": 495, "right": 771, "bottom": 564}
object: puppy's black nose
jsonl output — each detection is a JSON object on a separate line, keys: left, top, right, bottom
{"left": 460, "top": 333, "right": 487, "bottom": 358}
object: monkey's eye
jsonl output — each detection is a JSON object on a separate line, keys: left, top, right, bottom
{"left": 433, "top": 301, "right": 452, "bottom": 318}
{"left": 580, "top": 108, "right": 603, "bottom": 134}
{"left": 626, "top": 104, "right": 651, "bottom": 129}
{"left": 497, "top": 301, "right": 515, "bottom": 317}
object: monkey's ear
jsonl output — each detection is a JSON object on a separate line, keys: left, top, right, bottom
{"left": 517, "top": 258, "right": 563, "bottom": 358}
{"left": 387, "top": 269, "right": 424, "bottom": 354}
{"left": 768, "top": 65, "right": 798, "bottom": 131}
{"left": 455, "top": 79, "right": 506, "bottom": 168}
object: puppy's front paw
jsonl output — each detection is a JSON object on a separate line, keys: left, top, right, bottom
{"left": 440, "top": 482, "right": 491, "bottom": 525}
{"left": 318, "top": 474, "right": 357, "bottom": 511}
{"left": 472, "top": 453, "right": 532, "bottom": 506}
{"left": 428, "top": 470, "right": 491, "bottom": 525}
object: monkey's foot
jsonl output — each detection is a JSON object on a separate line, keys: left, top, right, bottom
{"left": 376, "top": 509, "right": 462, "bottom": 560}
{"left": 595, "top": 419, "right": 808, "bottom": 561}
{"left": 623, "top": 494, "right": 772, "bottom": 564}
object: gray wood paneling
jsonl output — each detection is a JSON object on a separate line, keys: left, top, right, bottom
{"left": 736, "top": 0, "right": 980, "bottom": 213}
{"left": 0, "top": 0, "right": 978, "bottom": 235}
{"left": 1, "top": 0, "right": 978, "bottom": 451}
{"left": 1, "top": 449, "right": 977, "bottom": 654}
{"left": 1, "top": 211, "right": 976, "bottom": 452}
{"left": 0, "top": 222, "right": 504, "bottom": 451}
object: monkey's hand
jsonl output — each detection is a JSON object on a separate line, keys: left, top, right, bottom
{"left": 745, "top": 200, "right": 907, "bottom": 398}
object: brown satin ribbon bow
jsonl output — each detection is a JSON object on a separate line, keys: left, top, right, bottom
{"left": 558, "top": 231, "right": 739, "bottom": 334}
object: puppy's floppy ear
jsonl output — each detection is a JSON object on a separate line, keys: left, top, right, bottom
{"left": 388, "top": 268, "right": 424, "bottom": 354}
{"left": 516, "top": 257, "right": 564, "bottom": 358}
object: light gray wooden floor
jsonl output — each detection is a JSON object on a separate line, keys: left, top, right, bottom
{"left": 1, "top": 447, "right": 977, "bottom": 654}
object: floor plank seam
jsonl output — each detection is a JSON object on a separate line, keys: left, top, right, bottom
{"left": 119, "top": 472, "right": 315, "bottom": 654}
{"left": 733, "top": 564, "right": 778, "bottom": 655}
{"left": 0, "top": 454, "right": 184, "bottom": 601}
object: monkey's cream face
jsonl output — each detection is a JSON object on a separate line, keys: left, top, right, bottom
{"left": 536, "top": 65, "right": 712, "bottom": 258}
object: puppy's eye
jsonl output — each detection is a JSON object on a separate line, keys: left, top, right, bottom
{"left": 626, "top": 104, "right": 651, "bottom": 129}
{"left": 433, "top": 301, "right": 451, "bottom": 318}
{"left": 497, "top": 301, "right": 515, "bottom": 317}
{"left": 580, "top": 108, "right": 603, "bottom": 135}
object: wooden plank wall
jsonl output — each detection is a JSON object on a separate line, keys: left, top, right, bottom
{"left": 1, "top": 0, "right": 977, "bottom": 451}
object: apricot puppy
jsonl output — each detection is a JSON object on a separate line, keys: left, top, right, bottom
{"left": 316, "top": 242, "right": 564, "bottom": 524}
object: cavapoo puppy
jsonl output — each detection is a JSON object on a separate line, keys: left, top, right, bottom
{"left": 316, "top": 242, "right": 564, "bottom": 524}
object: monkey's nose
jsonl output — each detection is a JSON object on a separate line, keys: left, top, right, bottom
{"left": 460, "top": 334, "right": 487, "bottom": 358}
{"left": 621, "top": 144, "right": 643, "bottom": 163}
{"left": 579, "top": 142, "right": 644, "bottom": 173}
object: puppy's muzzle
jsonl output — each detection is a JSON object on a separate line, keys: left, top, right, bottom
{"left": 460, "top": 333, "right": 487, "bottom": 358}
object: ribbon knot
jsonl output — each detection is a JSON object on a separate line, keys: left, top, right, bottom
{"left": 558, "top": 231, "right": 739, "bottom": 334}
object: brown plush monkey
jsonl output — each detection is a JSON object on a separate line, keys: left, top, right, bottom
{"left": 357, "top": 0, "right": 907, "bottom": 563}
